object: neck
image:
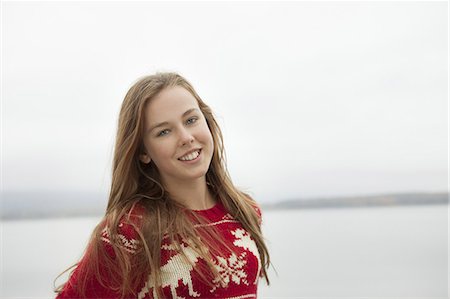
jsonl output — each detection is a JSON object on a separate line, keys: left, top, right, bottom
{"left": 162, "top": 176, "right": 215, "bottom": 210}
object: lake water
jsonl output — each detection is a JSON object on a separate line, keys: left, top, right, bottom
{"left": 1, "top": 204, "right": 448, "bottom": 298}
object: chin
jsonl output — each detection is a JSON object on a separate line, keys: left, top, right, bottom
{"left": 190, "top": 169, "right": 209, "bottom": 179}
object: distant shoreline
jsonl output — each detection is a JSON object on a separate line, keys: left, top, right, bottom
{"left": 262, "top": 192, "right": 448, "bottom": 210}
{"left": 1, "top": 191, "right": 448, "bottom": 220}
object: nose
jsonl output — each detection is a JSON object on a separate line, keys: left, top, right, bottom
{"left": 178, "top": 127, "right": 194, "bottom": 146}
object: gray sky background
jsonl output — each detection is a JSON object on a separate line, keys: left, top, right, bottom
{"left": 2, "top": 1, "right": 448, "bottom": 203}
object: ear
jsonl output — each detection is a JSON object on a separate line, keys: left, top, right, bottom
{"left": 139, "top": 153, "right": 151, "bottom": 164}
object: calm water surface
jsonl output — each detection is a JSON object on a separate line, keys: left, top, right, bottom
{"left": 1, "top": 205, "right": 448, "bottom": 298}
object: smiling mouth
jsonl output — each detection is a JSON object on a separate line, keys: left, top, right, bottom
{"left": 178, "top": 149, "right": 201, "bottom": 161}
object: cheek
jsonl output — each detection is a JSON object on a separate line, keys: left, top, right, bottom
{"left": 208, "top": 132, "right": 214, "bottom": 149}
{"left": 147, "top": 140, "right": 174, "bottom": 164}
{"left": 201, "top": 129, "right": 214, "bottom": 151}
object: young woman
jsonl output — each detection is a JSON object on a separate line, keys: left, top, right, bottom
{"left": 54, "top": 72, "right": 270, "bottom": 298}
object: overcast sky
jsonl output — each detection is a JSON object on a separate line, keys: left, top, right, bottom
{"left": 2, "top": 1, "right": 448, "bottom": 203}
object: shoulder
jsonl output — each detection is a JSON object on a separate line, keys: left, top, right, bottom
{"left": 241, "top": 192, "right": 263, "bottom": 225}
{"left": 101, "top": 202, "right": 147, "bottom": 256}
{"left": 253, "top": 202, "right": 263, "bottom": 226}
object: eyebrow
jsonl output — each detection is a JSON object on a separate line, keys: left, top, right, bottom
{"left": 148, "top": 108, "right": 200, "bottom": 134}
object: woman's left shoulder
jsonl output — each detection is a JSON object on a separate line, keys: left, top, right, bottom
{"left": 242, "top": 192, "right": 263, "bottom": 224}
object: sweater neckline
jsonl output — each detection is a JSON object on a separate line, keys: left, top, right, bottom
{"left": 190, "top": 199, "right": 222, "bottom": 214}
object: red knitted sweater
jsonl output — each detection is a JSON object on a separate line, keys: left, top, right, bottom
{"left": 56, "top": 200, "right": 262, "bottom": 298}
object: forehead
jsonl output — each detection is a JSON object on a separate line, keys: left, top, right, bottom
{"left": 145, "top": 86, "right": 199, "bottom": 122}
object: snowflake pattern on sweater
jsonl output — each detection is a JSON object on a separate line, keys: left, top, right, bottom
{"left": 57, "top": 201, "right": 262, "bottom": 299}
{"left": 136, "top": 201, "right": 261, "bottom": 299}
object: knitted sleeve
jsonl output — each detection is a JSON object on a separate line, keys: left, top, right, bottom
{"left": 243, "top": 192, "right": 263, "bottom": 227}
{"left": 56, "top": 205, "right": 145, "bottom": 299}
{"left": 255, "top": 203, "right": 262, "bottom": 226}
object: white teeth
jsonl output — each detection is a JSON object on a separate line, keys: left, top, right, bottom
{"left": 180, "top": 150, "right": 200, "bottom": 161}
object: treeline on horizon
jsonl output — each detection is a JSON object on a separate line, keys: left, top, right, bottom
{"left": 1, "top": 191, "right": 448, "bottom": 220}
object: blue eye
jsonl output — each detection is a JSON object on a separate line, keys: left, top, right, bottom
{"left": 186, "top": 117, "right": 198, "bottom": 125}
{"left": 157, "top": 129, "right": 170, "bottom": 137}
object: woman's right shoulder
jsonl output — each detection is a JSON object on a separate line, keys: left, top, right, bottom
{"left": 100, "top": 202, "right": 148, "bottom": 256}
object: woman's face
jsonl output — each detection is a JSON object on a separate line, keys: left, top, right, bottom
{"left": 140, "top": 86, "right": 214, "bottom": 186}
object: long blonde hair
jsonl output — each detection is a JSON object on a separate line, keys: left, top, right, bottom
{"left": 55, "top": 72, "right": 270, "bottom": 298}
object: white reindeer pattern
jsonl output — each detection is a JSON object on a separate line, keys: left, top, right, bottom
{"left": 138, "top": 242, "right": 202, "bottom": 299}
{"left": 136, "top": 223, "right": 261, "bottom": 298}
